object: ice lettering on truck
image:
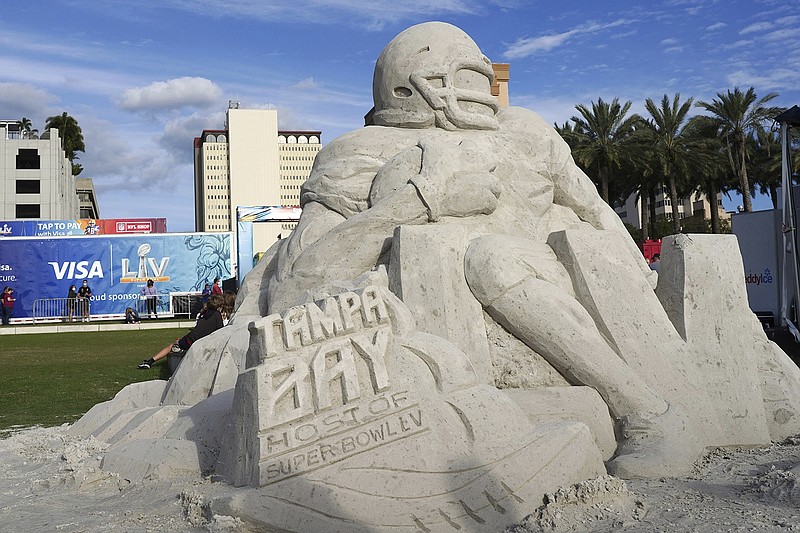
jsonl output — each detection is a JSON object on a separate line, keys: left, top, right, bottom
{"left": 745, "top": 268, "right": 774, "bottom": 286}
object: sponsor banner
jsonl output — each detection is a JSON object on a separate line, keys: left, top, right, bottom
{"left": 237, "top": 206, "right": 301, "bottom": 222}
{"left": 0, "top": 218, "right": 167, "bottom": 237}
{"left": 0, "top": 233, "right": 231, "bottom": 318}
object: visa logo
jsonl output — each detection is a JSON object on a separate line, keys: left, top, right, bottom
{"left": 48, "top": 261, "right": 104, "bottom": 280}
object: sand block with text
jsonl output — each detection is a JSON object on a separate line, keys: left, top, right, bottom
{"left": 216, "top": 285, "right": 605, "bottom": 532}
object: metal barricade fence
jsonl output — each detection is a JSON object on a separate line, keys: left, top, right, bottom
{"left": 32, "top": 297, "right": 85, "bottom": 323}
{"left": 135, "top": 294, "right": 167, "bottom": 319}
{"left": 32, "top": 292, "right": 201, "bottom": 323}
{"left": 134, "top": 293, "right": 201, "bottom": 319}
{"left": 170, "top": 292, "right": 202, "bottom": 318}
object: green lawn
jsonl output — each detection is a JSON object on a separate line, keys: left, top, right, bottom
{"left": 0, "top": 328, "right": 187, "bottom": 430}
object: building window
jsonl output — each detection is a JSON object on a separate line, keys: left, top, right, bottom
{"left": 16, "top": 204, "right": 41, "bottom": 218}
{"left": 16, "top": 149, "right": 40, "bottom": 170}
{"left": 16, "top": 180, "right": 41, "bottom": 194}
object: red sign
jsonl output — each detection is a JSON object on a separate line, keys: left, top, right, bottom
{"left": 78, "top": 218, "right": 167, "bottom": 235}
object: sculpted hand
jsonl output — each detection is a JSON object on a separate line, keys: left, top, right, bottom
{"left": 410, "top": 138, "right": 500, "bottom": 221}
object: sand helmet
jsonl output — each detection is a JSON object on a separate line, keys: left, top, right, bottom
{"left": 372, "top": 22, "right": 499, "bottom": 131}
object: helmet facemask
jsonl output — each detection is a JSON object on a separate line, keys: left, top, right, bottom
{"left": 372, "top": 22, "right": 500, "bottom": 131}
{"left": 410, "top": 50, "right": 499, "bottom": 131}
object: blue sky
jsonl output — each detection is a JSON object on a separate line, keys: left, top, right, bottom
{"left": 1, "top": 0, "right": 798, "bottom": 231}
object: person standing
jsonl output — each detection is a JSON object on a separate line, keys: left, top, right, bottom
{"left": 77, "top": 279, "right": 92, "bottom": 322}
{"left": 200, "top": 283, "right": 212, "bottom": 305}
{"left": 141, "top": 279, "right": 158, "bottom": 319}
{"left": 66, "top": 284, "right": 78, "bottom": 322}
{"left": 193, "top": 282, "right": 213, "bottom": 319}
{"left": 1, "top": 287, "right": 15, "bottom": 325}
{"left": 211, "top": 277, "right": 223, "bottom": 296}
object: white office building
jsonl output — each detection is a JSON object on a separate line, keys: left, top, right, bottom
{"left": 614, "top": 186, "right": 729, "bottom": 229}
{"left": 0, "top": 120, "right": 78, "bottom": 219}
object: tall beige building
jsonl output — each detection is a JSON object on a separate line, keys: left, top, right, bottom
{"left": 277, "top": 131, "right": 321, "bottom": 234}
{"left": 193, "top": 106, "right": 321, "bottom": 255}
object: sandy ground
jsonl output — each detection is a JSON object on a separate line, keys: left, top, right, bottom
{"left": 1, "top": 425, "right": 799, "bottom": 533}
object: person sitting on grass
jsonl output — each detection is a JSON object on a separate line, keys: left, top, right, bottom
{"left": 123, "top": 307, "right": 141, "bottom": 324}
{"left": 137, "top": 294, "right": 225, "bottom": 369}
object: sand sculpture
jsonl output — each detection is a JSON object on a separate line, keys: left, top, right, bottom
{"left": 69, "top": 21, "right": 800, "bottom": 532}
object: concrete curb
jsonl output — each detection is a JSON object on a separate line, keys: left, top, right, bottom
{"left": 0, "top": 320, "right": 197, "bottom": 335}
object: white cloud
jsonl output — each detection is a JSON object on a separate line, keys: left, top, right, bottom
{"left": 131, "top": 0, "right": 492, "bottom": 30}
{"left": 776, "top": 15, "right": 800, "bottom": 25}
{"left": 0, "top": 29, "right": 99, "bottom": 60}
{"left": 0, "top": 83, "right": 57, "bottom": 120}
{"left": 292, "top": 77, "right": 319, "bottom": 90}
{"left": 158, "top": 111, "right": 225, "bottom": 154}
{"left": 720, "top": 39, "right": 754, "bottom": 50}
{"left": 119, "top": 77, "right": 222, "bottom": 111}
{"left": 763, "top": 28, "right": 800, "bottom": 41}
{"left": 705, "top": 22, "right": 726, "bottom": 31}
{"left": 505, "top": 30, "right": 577, "bottom": 57}
{"left": 727, "top": 68, "right": 800, "bottom": 91}
{"left": 740, "top": 21, "right": 774, "bottom": 34}
{"left": 661, "top": 38, "right": 679, "bottom": 45}
{"left": 0, "top": 56, "right": 134, "bottom": 98}
{"left": 503, "top": 19, "right": 636, "bottom": 59}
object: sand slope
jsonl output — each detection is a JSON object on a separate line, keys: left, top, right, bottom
{"left": 2, "top": 425, "right": 799, "bottom": 533}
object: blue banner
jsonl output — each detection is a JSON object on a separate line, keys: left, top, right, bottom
{"left": 0, "top": 233, "right": 232, "bottom": 319}
{"left": 237, "top": 220, "right": 254, "bottom": 286}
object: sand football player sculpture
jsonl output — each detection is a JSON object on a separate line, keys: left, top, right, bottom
{"left": 70, "top": 22, "right": 800, "bottom": 532}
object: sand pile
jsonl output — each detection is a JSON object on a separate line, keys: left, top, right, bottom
{"left": 3, "top": 425, "right": 800, "bottom": 532}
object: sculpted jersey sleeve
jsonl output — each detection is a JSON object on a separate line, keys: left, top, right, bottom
{"left": 267, "top": 128, "right": 424, "bottom": 311}
{"left": 301, "top": 128, "right": 396, "bottom": 219}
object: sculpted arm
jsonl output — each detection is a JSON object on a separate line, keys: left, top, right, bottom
{"left": 268, "top": 138, "right": 500, "bottom": 311}
{"left": 284, "top": 187, "right": 429, "bottom": 286}
{"left": 550, "top": 133, "right": 653, "bottom": 277}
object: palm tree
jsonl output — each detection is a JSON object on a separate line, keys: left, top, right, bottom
{"left": 631, "top": 158, "right": 661, "bottom": 240}
{"left": 568, "top": 97, "right": 642, "bottom": 204}
{"left": 45, "top": 112, "right": 86, "bottom": 176}
{"left": 18, "top": 117, "right": 32, "bottom": 137}
{"left": 45, "top": 111, "right": 86, "bottom": 159}
{"left": 749, "top": 129, "right": 783, "bottom": 208}
{"left": 642, "top": 93, "right": 708, "bottom": 234}
{"left": 684, "top": 115, "right": 734, "bottom": 233}
{"left": 696, "top": 87, "right": 780, "bottom": 212}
